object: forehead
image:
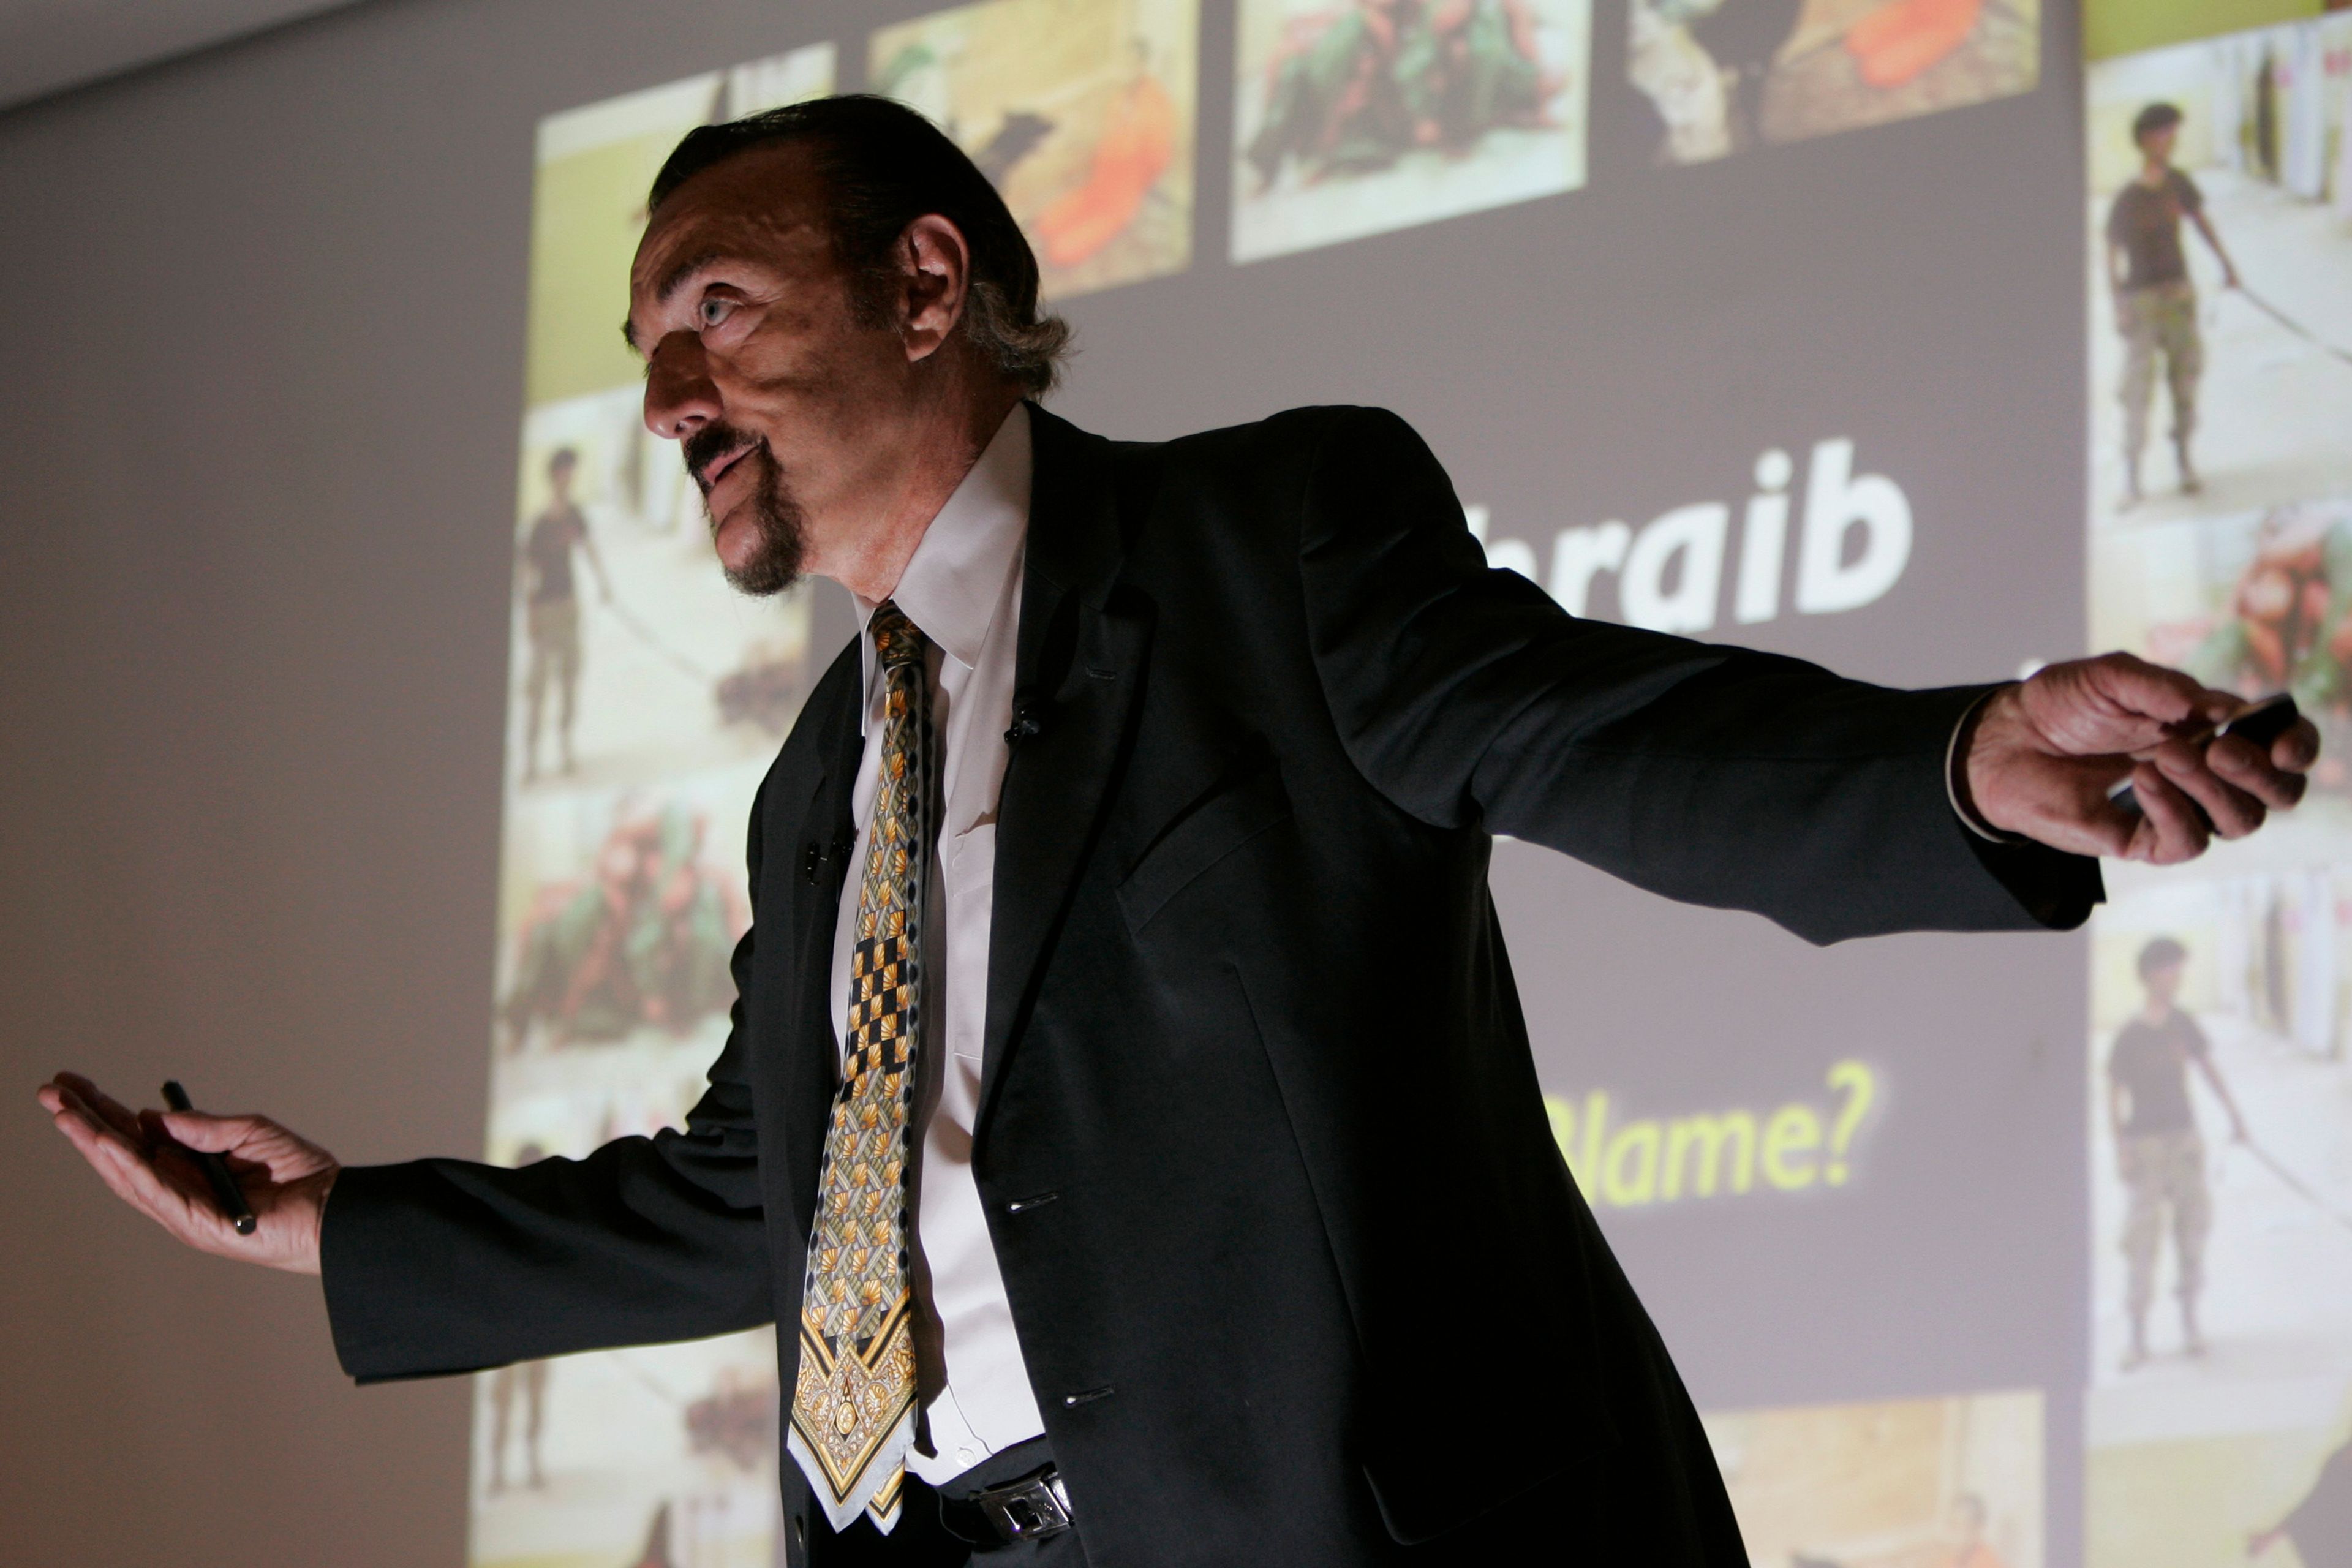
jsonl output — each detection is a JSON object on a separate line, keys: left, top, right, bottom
{"left": 629, "top": 145, "right": 833, "bottom": 302}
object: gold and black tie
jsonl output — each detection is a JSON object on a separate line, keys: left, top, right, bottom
{"left": 786, "top": 601, "right": 932, "bottom": 1534}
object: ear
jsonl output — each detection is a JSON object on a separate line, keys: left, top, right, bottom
{"left": 895, "top": 214, "right": 973, "bottom": 364}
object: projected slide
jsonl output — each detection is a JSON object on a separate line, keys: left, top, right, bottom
{"left": 473, "top": 40, "right": 836, "bottom": 1568}
{"left": 1627, "top": 0, "right": 2040, "bottom": 165}
{"left": 450, "top": 2, "right": 2352, "bottom": 1562}
{"left": 870, "top": 0, "right": 1199, "bottom": 298}
{"left": 2084, "top": 13, "right": 2352, "bottom": 1568}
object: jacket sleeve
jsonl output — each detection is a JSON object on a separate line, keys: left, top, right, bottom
{"left": 318, "top": 791, "right": 776, "bottom": 1383}
{"left": 1295, "top": 406, "right": 2100, "bottom": 944}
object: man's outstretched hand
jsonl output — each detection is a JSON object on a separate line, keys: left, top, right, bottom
{"left": 1965, "top": 653, "right": 2320, "bottom": 865}
{"left": 36, "top": 1072, "right": 336, "bottom": 1274}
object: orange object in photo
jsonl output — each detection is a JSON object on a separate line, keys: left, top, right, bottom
{"left": 1843, "top": 0, "right": 1983, "bottom": 88}
{"left": 1034, "top": 71, "right": 1178, "bottom": 268}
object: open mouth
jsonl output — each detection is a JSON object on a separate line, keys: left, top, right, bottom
{"left": 696, "top": 440, "right": 758, "bottom": 494}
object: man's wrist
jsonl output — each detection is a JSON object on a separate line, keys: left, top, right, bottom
{"left": 1948, "top": 685, "right": 2030, "bottom": 844}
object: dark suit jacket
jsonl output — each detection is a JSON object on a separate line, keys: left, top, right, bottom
{"left": 322, "top": 405, "right": 2098, "bottom": 1565}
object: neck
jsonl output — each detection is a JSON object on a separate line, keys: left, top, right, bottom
{"left": 814, "top": 372, "right": 1023, "bottom": 604}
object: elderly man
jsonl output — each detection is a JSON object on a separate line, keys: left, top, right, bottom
{"left": 40, "top": 95, "right": 2316, "bottom": 1567}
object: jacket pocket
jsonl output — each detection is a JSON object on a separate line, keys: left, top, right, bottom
{"left": 1115, "top": 768, "right": 1293, "bottom": 935}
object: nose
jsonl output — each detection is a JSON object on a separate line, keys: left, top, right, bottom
{"left": 643, "top": 333, "right": 721, "bottom": 441}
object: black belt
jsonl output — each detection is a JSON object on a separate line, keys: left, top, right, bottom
{"left": 937, "top": 1462, "right": 1076, "bottom": 1547}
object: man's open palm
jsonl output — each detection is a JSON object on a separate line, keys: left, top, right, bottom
{"left": 37, "top": 1072, "right": 336, "bottom": 1274}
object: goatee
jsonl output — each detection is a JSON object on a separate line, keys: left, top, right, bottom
{"left": 685, "top": 425, "right": 807, "bottom": 597}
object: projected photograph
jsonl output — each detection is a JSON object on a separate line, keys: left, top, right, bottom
{"left": 1702, "top": 1389, "right": 2044, "bottom": 1568}
{"left": 1627, "top": 0, "right": 2038, "bottom": 165}
{"left": 492, "top": 769, "right": 755, "bottom": 1071}
{"left": 474, "top": 41, "right": 843, "bottom": 1567}
{"left": 2084, "top": 17, "right": 2352, "bottom": 526}
{"left": 2089, "top": 499, "right": 2352, "bottom": 802}
{"left": 468, "top": 1328, "right": 784, "bottom": 1568}
{"left": 1231, "top": 0, "right": 1591, "bottom": 262}
{"left": 2090, "top": 1406, "right": 2352, "bottom": 1568}
{"left": 2087, "top": 872, "right": 2352, "bottom": 1394}
{"left": 870, "top": 0, "right": 1199, "bottom": 300}
{"left": 511, "top": 390, "right": 816, "bottom": 792}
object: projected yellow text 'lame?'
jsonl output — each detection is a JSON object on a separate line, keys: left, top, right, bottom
{"left": 1545, "top": 1059, "right": 1880, "bottom": 1209}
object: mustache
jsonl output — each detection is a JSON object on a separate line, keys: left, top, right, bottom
{"left": 682, "top": 423, "right": 763, "bottom": 494}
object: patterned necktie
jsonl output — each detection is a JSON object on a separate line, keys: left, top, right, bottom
{"left": 786, "top": 601, "right": 932, "bottom": 1536}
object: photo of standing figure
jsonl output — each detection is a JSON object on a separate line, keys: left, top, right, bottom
{"left": 2105, "top": 935, "right": 2248, "bottom": 1370}
{"left": 2087, "top": 18, "right": 2352, "bottom": 527}
{"left": 2091, "top": 875, "right": 2352, "bottom": 1393}
{"left": 2104, "top": 102, "right": 2240, "bottom": 511}
{"left": 519, "top": 447, "right": 612, "bottom": 783}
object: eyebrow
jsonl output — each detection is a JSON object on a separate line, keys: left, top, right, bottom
{"left": 620, "top": 247, "right": 729, "bottom": 355}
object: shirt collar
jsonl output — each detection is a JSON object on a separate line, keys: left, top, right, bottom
{"left": 855, "top": 402, "right": 1031, "bottom": 709}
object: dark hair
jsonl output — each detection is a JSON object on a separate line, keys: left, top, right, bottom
{"left": 648, "top": 95, "right": 1070, "bottom": 396}
{"left": 2138, "top": 936, "right": 2187, "bottom": 979}
{"left": 548, "top": 446, "right": 578, "bottom": 473}
{"left": 2133, "top": 102, "right": 2184, "bottom": 146}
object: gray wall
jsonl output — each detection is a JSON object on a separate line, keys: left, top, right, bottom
{"left": 0, "top": 5, "right": 780, "bottom": 1562}
{"left": 0, "top": 0, "right": 2089, "bottom": 1564}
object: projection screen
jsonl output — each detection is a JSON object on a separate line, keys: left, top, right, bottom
{"left": 468, "top": 2, "right": 2352, "bottom": 1563}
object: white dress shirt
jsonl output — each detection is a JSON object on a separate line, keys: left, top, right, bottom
{"left": 829, "top": 402, "right": 1044, "bottom": 1485}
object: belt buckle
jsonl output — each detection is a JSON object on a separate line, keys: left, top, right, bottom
{"left": 977, "top": 1468, "right": 1073, "bottom": 1541}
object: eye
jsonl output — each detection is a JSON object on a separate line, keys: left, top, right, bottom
{"left": 697, "top": 296, "right": 737, "bottom": 330}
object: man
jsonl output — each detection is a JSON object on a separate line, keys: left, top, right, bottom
{"left": 2107, "top": 935, "right": 2249, "bottom": 1369}
{"left": 2107, "top": 101, "right": 2241, "bottom": 510}
{"left": 39, "top": 96, "right": 2318, "bottom": 1566}
{"left": 521, "top": 445, "right": 612, "bottom": 781}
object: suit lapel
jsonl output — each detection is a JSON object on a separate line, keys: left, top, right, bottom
{"left": 777, "top": 643, "right": 864, "bottom": 1238}
{"left": 977, "top": 406, "right": 1149, "bottom": 1142}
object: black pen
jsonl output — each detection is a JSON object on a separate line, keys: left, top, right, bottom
{"left": 160, "top": 1080, "right": 258, "bottom": 1235}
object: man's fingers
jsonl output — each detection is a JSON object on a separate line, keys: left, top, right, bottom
{"left": 73, "top": 1114, "right": 205, "bottom": 1231}
{"left": 53, "top": 1073, "right": 146, "bottom": 1144}
{"left": 50, "top": 1083, "right": 145, "bottom": 1161}
{"left": 2125, "top": 764, "right": 2214, "bottom": 865}
{"left": 2272, "top": 717, "right": 2322, "bottom": 773}
{"left": 2152, "top": 737, "right": 2268, "bottom": 839}
{"left": 100, "top": 1136, "right": 231, "bottom": 1241}
{"left": 47, "top": 1086, "right": 225, "bottom": 1237}
{"left": 2087, "top": 652, "right": 2228, "bottom": 729}
{"left": 159, "top": 1108, "right": 263, "bottom": 1157}
{"left": 2209, "top": 731, "right": 2311, "bottom": 812}
{"left": 157, "top": 1107, "right": 336, "bottom": 1187}
{"left": 2038, "top": 756, "right": 2141, "bottom": 859}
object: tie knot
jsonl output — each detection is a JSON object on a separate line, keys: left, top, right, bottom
{"left": 870, "top": 601, "right": 927, "bottom": 673}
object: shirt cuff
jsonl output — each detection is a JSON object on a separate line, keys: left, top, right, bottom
{"left": 1947, "top": 685, "right": 2031, "bottom": 845}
